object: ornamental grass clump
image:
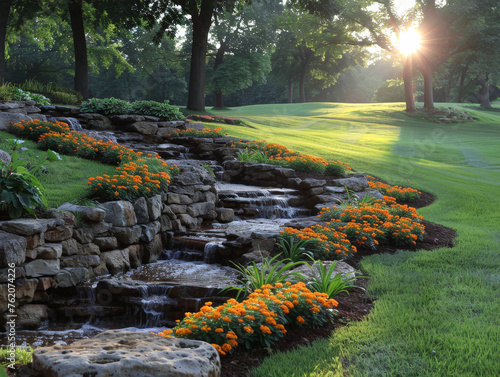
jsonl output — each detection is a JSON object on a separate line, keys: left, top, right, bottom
{"left": 157, "top": 282, "right": 338, "bottom": 355}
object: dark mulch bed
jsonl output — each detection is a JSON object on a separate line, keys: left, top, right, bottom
{"left": 220, "top": 190, "right": 457, "bottom": 377}
{"left": 220, "top": 279, "right": 373, "bottom": 377}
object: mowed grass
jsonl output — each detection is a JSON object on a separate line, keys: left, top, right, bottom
{"left": 209, "top": 102, "right": 500, "bottom": 376}
{"left": 0, "top": 131, "right": 117, "bottom": 208}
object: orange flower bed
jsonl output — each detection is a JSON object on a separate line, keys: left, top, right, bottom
{"left": 366, "top": 175, "right": 421, "bottom": 203}
{"left": 157, "top": 282, "right": 338, "bottom": 355}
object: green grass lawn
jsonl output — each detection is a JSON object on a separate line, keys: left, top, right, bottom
{"left": 0, "top": 131, "right": 117, "bottom": 208}
{"left": 209, "top": 102, "right": 500, "bottom": 376}
{"left": 2, "top": 103, "right": 498, "bottom": 375}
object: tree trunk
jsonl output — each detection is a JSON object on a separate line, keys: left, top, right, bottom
{"left": 213, "top": 41, "right": 226, "bottom": 109}
{"left": 402, "top": 55, "right": 416, "bottom": 112}
{"left": 187, "top": 7, "right": 213, "bottom": 112}
{"left": 421, "top": 61, "right": 435, "bottom": 110}
{"left": 0, "top": 0, "right": 13, "bottom": 83}
{"left": 214, "top": 91, "right": 224, "bottom": 108}
{"left": 299, "top": 69, "right": 306, "bottom": 103}
{"left": 478, "top": 76, "right": 491, "bottom": 108}
{"left": 288, "top": 79, "right": 293, "bottom": 103}
{"left": 68, "top": 0, "right": 89, "bottom": 100}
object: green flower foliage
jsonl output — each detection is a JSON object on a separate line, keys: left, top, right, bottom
{"left": 131, "top": 100, "right": 185, "bottom": 120}
{"left": 80, "top": 97, "right": 132, "bottom": 115}
{"left": 80, "top": 98, "right": 185, "bottom": 120}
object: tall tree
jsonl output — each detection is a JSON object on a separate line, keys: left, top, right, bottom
{"left": 68, "top": 0, "right": 88, "bottom": 99}
{"left": 273, "top": 9, "right": 369, "bottom": 103}
{"left": 137, "top": 0, "right": 245, "bottom": 111}
{"left": 207, "top": 0, "right": 280, "bottom": 108}
{"left": 0, "top": 0, "right": 13, "bottom": 83}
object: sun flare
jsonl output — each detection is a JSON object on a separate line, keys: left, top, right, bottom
{"left": 398, "top": 27, "right": 421, "bottom": 55}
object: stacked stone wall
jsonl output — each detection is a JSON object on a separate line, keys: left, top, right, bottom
{"left": 0, "top": 166, "right": 218, "bottom": 329}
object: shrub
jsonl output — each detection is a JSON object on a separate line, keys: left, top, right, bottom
{"left": 0, "top": 139, "right": 60, "bottom": 219}
{"left": 0, "top": 85, "right": 14, "bottom": 101}
{"left": 0, "top": 85, "right": 50, "bottom": 105}
{"left": 131, "top": 100, "right": 185, "bottom": 120}
{"left": 19, "top": 79, "right": 82, "bottom": 105}
{"left": 49, "top": 91, "right": 80, "bottom": 105}
{"left": 80, "top": 97, "right": 132, "bottom": 115}
{"left": 324, "top": 161, "right": 347, "bottom": 177}
{"left": 80, "top": 98, "right": 185, "bottom": 120}
{"left": 158, "top": 282, "right": 338, "bottom": 355}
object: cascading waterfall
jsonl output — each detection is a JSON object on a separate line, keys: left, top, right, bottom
{"left": 203, "top": 242, "right": 220, "bottom": 264}
{"left": 51, "top": 117, "right": 83, "bottom": 131}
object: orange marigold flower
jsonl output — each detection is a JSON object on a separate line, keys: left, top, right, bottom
{"left": 297, "top": 316, "right": 305, "bottom": 324}
{"left": 260, "top": 325, "right": 272, "bottom": 335}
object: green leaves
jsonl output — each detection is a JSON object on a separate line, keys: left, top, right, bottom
{"left": 226, "top": 254, "right": 308, "bottom": 299}
{"left": 277, "top": 236, "right": 314, "bottom": 262}
{"left": 307, "top": 260, "right": 356, "bottom": 299}
{"left": 0, "top": 139, "right": 55, "bottom": 219}
{"left": 80, "top": 98, "right": 185, "bottom": 120}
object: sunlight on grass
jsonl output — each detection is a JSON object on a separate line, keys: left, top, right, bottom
{"left": 215, "top": 102, "right": 500, "bottom": 376}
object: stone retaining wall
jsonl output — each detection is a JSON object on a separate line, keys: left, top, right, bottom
{"left": 0, "top": 165, "right": 219, "bottom": 329}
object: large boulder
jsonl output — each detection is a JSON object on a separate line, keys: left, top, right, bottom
{"left": 331, "top": 174, "right": 369, "bottom": 192}
{"left": 0, "top": 112, "right": 32, "bottom": 130}
{"left": 33, "top": 330, "right": 221, "bottom": 377}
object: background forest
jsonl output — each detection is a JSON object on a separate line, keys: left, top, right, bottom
{"left": 1, "top": 0, "right": 499, "bottom": 109}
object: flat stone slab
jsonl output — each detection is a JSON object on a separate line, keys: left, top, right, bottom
{"left": 33, "top": 330, "right": 221, "bottom": 377}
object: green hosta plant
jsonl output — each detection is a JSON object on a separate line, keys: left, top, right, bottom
{"left": 80, "top": 97, "right": 132, "bottom": 115}
{"left": 131, "top": 100, "right": 185, "bottom": 120}
{"left": 0, "top": 139, "right": 60, "bottom": 219}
